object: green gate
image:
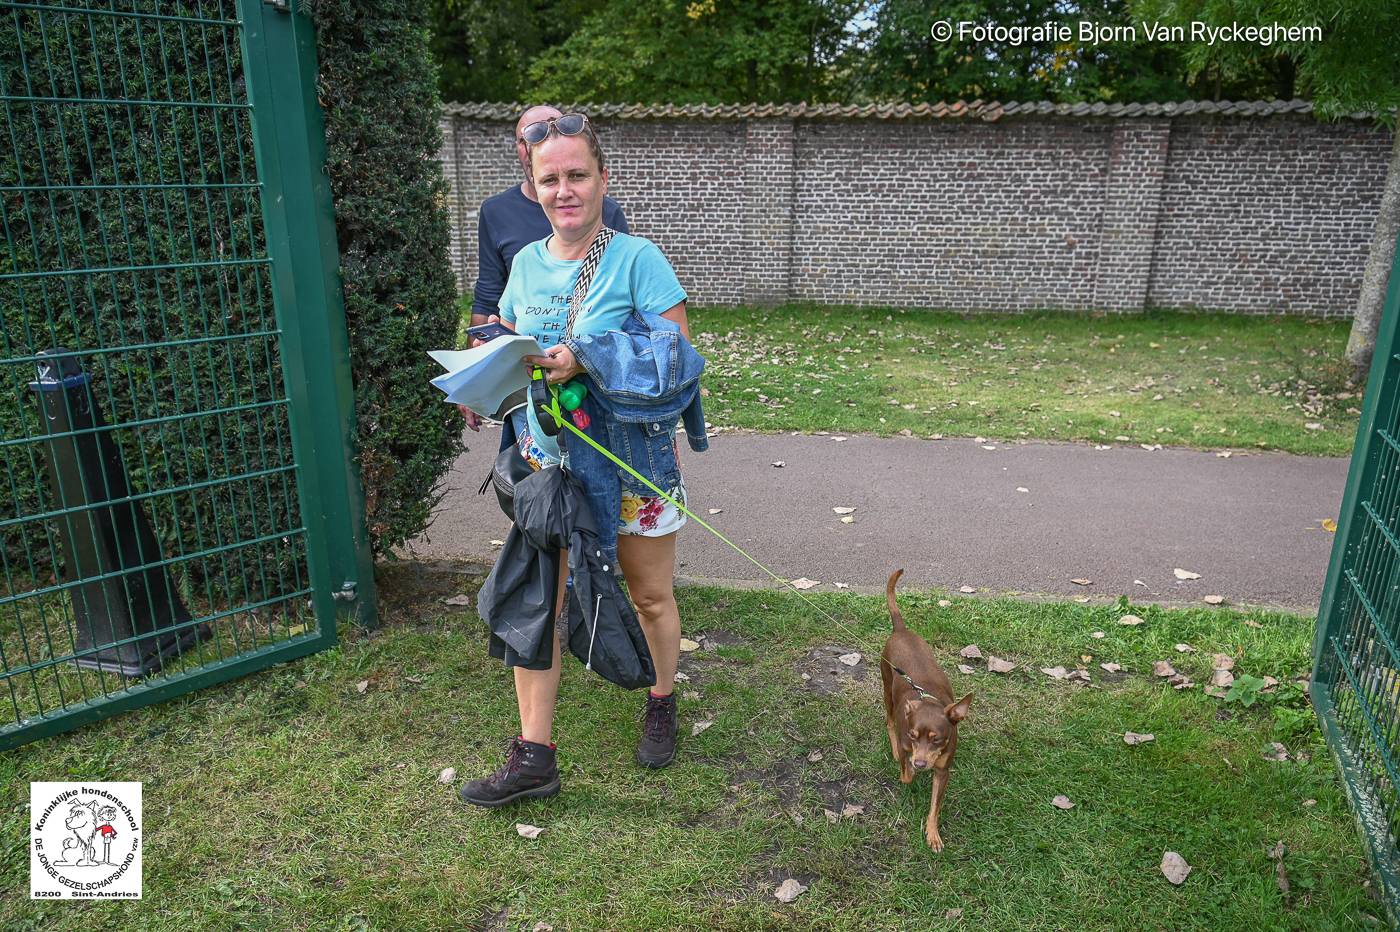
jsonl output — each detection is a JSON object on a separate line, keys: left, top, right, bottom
{"left": 0, "top": 0, "right": 374, "bottom": 751}
{"left": 1314, "top": 229, "right": 1400, "bottom": 919}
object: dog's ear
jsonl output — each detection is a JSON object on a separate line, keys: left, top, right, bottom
{"left": 945, "top": 692, "right": 974, "bottom": 723}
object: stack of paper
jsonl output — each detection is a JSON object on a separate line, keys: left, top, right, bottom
{"left": 428, "top": 335, "right": 544, "bottom": 420}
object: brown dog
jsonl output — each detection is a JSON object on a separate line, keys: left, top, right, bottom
{"left": 880, "top": 569, "right": 973, "bottom": 851}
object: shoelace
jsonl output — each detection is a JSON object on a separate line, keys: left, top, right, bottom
{"left": 494, "top": 739, "right": 526, "bottom": 782}
{"left": 642, "top": 697, "right": 674, "bottom": 741}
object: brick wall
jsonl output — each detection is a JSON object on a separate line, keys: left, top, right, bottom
{"left": 440, "top": 105, "right": 1394, "bottom": 317}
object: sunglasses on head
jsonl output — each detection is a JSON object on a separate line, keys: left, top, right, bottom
{"left": 520, "top": 113, "right": 590, "bottom": 146}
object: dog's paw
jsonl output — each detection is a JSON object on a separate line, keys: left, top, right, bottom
{"left": 899, "top": 765, "right": 914, "bottom": 784}
{"left": 925, "top": 827, "right": 944, "bottom": 852}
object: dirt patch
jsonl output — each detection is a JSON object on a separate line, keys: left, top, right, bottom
{"left": 469, "top": 906, "right": 508, "bottom": 931}
{"left": 795, "top": 645, "right": 874, "bottom": 695}
{"left": 375, "top": 560, "right": 488, "bottom": 627}
{"left": 696, "top": 629, "right": 748, "bottom": 650}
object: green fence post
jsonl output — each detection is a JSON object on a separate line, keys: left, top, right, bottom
{"left": 239, "top": 0, "right": 377, "bottom": 628}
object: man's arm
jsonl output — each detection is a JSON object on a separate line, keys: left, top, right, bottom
{"left": 470, "top": 209, "right": 506, "bottom": 326}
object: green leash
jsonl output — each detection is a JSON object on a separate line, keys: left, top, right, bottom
{"left": 536, "top": 379, "right": 828, "bottom": 601}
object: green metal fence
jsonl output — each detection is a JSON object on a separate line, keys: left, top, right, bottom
{"left": 0, "top": 0, "right": 374, "bottom": 751}
{"left": 1314, "top": 230, "right": 1400, "bottom": 920}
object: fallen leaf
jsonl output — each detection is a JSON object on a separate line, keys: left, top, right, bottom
{"left": 516, "top": 823, "right": 544, "bottom": 839}
{"left": 439, "top": 767, "right": 456, "bottom": 784}
{"left": 1322, "top": 518, "right": 1337, "bottom": 533}
{"left": 771, "top": 461, "right": 785, "bottom": 468}
{"left": 938, "top": 599, "right": 952, "bottom": 607}
{"left": 1100, "top": 662, "right": 1122, "bottom": 673}
{"left": 1243, "top": 619, "right": 1264, "bottom": 629}
{"left": 1066, "top": 670, "right": 1091, "bottom": 682}
{"left": 708, "top": 508, "right": 724, "bottom": 515}
{"left": 1071, "top": 578, "right": 1093, "bottom": 586}
{"left": 1212, "top": 653, "right": 1236, "bottom": 671}
{"left": 1173, "top": 568, "right": 1202, "bottom": 580}
{"left": 674, "top": 672, "right": 691, "bottom": 682}
{"left": 1217, "top": 450, "right": 1233, "bottom": 458}
{"left": 959, "top": 644, "right": 984, "bottom": 660}
{"left": 1202, "top": 595, "right": 1225, "bottom": 605}
{"left": 1168, "top": 674, "right": 1194, "bottom": 690}
{"left": 790, "top": 577, "right": 820, "bottom": 590}
{"left": 1264, "top": 742, "right": 1290, "bottom": 762}
{"left": 1303, "top": 799, "right": 1317, "bottom": 808}
{"left": 981, "top": 444, "right": 996, "bottom": 450}
{"left": 682, "top": 690, "right": 700, "bottom": 700}
{"left": 1161, "top": 851, "right": 1192, "bottom": 885}
{"left": 356, "top": 680, "right": 369, "bottom": 694}
{"left": 1134, "top": 579, "right": 1147, "bottom": 587}
{"left": 1204, "top": 685, "right": 1229, "bottom": 698}
{"left": 946, "top": 908, "right": 964, "bottom": 920}
{"left": 1074, "top": 597, "right": 1091, "bottom": 603}
{"left": 489, "top": 539, "right": 505, "bottom": 548}
{"left": 533, "top": 923, "right": 554, "bottom": 932}
{"left": 1051, "top": 795, "right": 1075, "bottom": 810}
{"left": 773, "top": 878, "right": 808, "bottom": 903}
{"left": 823, "top": 809, "right": 839, "bottom": 823}
{"left": 1305, "top": 422, "right": 1323, "bottom": 431}
{"left": 833, "top": 436, "right": 847, "bottom": 442}
{"left": 838, "top": 652, "right": 862, "bottom": 666}
{"left": 1119, "top": 614, "right": 1145, "bottom": 626}
{"left": 1174, "top": 643, "right": 1196, "bottom": 653}
{"left": 679, "top": 638, "right": 701, "bottom": 652}
{"left": 1261, "top": 675, "right": 1279, "bottom": 691}
{"left": 1042, "top": 666, "right": 1071, "bottom": 680}
{"left": 807, "top": 749, "right": 824, "bottom": 762}
{"left": 834, "top": 582, "right": 850, "bottom": 589}
{"left": 1123, "top": 731, "right": 1155, "bottom": 745}
{"left": 987, "top": 656, "right": 1017, "bottom": 674}
{"left": 959, "top": 586, "right": 977, "bottom": 594}
{"left": 840, "top": 515, "right": 855, "bottom": 524}
{"left": 442, "top": 594, "right": 473, "bottom": 606}
{"left": 832, "top": 507, "right": 856, "bottom": 515}
{"left": 840, "top": 803, "right": 865, "bottom": 818}
{"left": 1269, "top": 840, "right": 1290, "bottom": 900}
{"left": 692, "top": 720, "right": 714, "bottom": 737}
{"left": 957, "top": 664, "right": 977, "bottom": 675}
{"left": 1016, "top": 487, "right": 1029, "bottom": 493}
{"left": 1210, "top": 669, "right": 1235, "bottom": 688}
{"left": 1091, "top": 631, "right": 1106, "bottom": 639}
{"left": 1153, "top": 661, "right": 1177, "bottom": 678}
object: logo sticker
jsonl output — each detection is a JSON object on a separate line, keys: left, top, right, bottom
{"left": 31, "top": 782, "right": 142, "bottom": 900}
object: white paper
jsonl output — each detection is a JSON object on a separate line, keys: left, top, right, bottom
{"left": 428, "top": 334, "right": 544, "bottom": 420}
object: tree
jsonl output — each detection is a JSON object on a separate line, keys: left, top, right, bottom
{"left": 430, "top": 0, "right": 610, "bottom": 103}
{"left": 526, "top": 0, "right": 869, "bottom": 104}
{"left": 1135, "top": 0, "right": 1400, "bottom": 381}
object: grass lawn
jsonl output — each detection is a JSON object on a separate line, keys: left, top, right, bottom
{"left": 0, "top": 564, "right": 1382, "bottom": 929}
{"left": 689, "top": 306, "right": 1359, "bottom": 456}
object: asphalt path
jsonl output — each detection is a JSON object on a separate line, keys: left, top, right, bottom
{"left": 407, "top": 429, "right": 1350, "bottom": 613}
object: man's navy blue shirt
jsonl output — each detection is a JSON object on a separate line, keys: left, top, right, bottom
{"left": 471, "top": 184, "right": 628, "bottom": 319}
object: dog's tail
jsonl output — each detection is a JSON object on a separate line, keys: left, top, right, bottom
{"left": 887, "top": 569, "right": 906, "bottom": 631}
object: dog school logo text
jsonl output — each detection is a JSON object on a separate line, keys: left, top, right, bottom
{"left": 31, "top": 781, "right": 143, "bottom": 899}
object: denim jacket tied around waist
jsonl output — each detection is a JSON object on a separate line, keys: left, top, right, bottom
{"left": 561, "top": 310, "right": 708, "bottom": 562}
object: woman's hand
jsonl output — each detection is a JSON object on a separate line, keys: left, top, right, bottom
{"left": 523, "top": 344, "right": 584, "bottom": 385}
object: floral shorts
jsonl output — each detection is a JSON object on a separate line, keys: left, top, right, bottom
{"left": 516, "top": 425, "right": 687, "bottom": 538}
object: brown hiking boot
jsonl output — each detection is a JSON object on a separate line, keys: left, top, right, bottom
{"left": 458, "top": 736, "right": 560, "bottom": 807}
{"left": 636, "top": 691, "right": 678, "bottom": 768}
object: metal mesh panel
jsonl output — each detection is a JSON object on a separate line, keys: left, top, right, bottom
{"left": 1, "top": 1, "right": 317, "bottom": 745}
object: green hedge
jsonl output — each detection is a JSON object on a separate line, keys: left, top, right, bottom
{"left": 311, "top": 0, "right": 463, "bottom": 551}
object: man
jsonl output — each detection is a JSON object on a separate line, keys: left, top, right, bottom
{"left": 461, "top": 105, "right": 628, "bottom": 433}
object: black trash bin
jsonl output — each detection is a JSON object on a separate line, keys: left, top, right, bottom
{"left": 28, "top": 348, "right": 207, "bottom": 678}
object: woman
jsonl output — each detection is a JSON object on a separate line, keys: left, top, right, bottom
{"left": 459, "top": 114, "right": 696, "bottom": 807}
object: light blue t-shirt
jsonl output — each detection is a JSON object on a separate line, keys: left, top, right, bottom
{"left": 499, "top": 232, "right": 687, "bottom": 460}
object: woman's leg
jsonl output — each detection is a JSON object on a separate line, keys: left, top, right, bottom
{"left": 514, "top": 548, "right": 569, "bottom": 744}
{"left": 618, "top": 532, "right": 680, "bottom": 696}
